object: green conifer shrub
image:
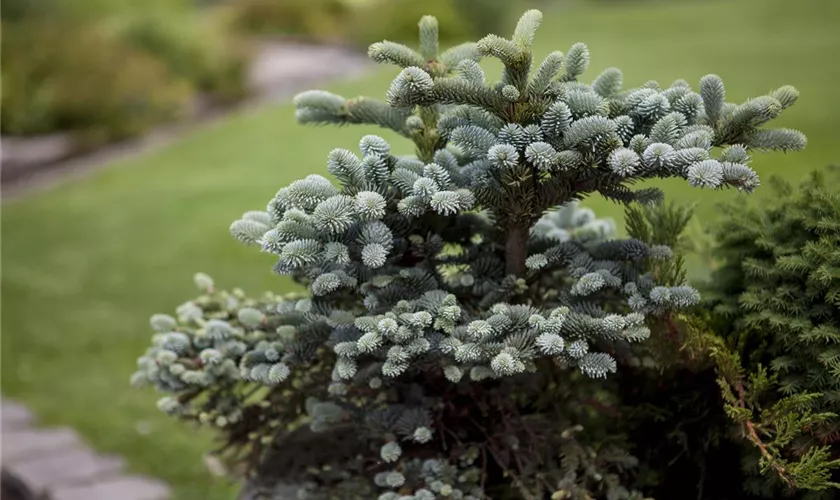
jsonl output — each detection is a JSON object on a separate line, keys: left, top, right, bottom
{"left": 703, "top": 168, "right": 840, "bottom": 496}
{"left": 132, "top": 9, "right": 806, "bottom": 499}
{"left": 614, "top": 184, "right": 840, "bottom": 499}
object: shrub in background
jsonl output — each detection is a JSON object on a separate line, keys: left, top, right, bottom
{"left": 228, "top": 0, "right": 350, "bottom": 41}
{"left": 1, "top": 0, "right": 251, "bottom": 142}
{"left": 227, "top": 0, "right": 517, "bottom": 48}
{"left": 0, "top": 19, "right": 191, "bottom": 144}
{"left": 133, "top": 8, "right": 812, "bottom": 499}
{"left": 2, "top": 0, "right": 34, "bottom": 22}
{"left": 119, "top": 12, "right": 251, "bottom": 103}
{"left": 452, "top": 0, "right": 516, "bottom": 41}
{"left": 346, "top": 0, "right": 515, "bottom": 48}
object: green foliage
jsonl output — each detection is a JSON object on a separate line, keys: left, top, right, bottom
{"left": 451, "top": 0, "right": 518, "bottom": 41}
{"left": 712, "top": 346, "right": 840, "bottom": 493}
{"left": 346, "top": 0, "right": 473, "bottom": 48}
{"left": 35, "top": 0, "right": 197, "bottom": 18}
{"left": 703, "top": 167, "right": 840, "bottom": 496}
{"left": 228, "top": 0, "right": 349, "bottom": 40}
{"left": 2, "top": 0, "right": 37, "bottom": 21}
{"left": 707, "top": 168, "right": 840, "bottom": 423}
{"left": 118, "top": 12, "right": 251, "bottom": 102}
{"left": 344, "top": 0, "right": 516, "bottom": 49}
{"left": 622, "top": 189, "right": 840, "bottom": 499}
{"left": 0, "top": 19, "right": 191, "bottom": 143}
{"left": 1, "top": 1, "right": 251, "bottom": 140}
{"left": 625, "top": 201, "right": 694, "bottom": 286}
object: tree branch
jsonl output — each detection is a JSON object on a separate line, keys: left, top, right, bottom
{"left": 737, "top": 380, "right": 795, "bottom": 487}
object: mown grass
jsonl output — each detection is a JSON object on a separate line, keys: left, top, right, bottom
{"left": 2, "top": 0, "right": 838, "bottom": 498}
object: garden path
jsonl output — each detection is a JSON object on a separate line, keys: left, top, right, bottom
{"left": 1, "top": 41, "right": 373, "bottom": 201}
{"left": 1, "top": 398, "right": 171, "bottom": 499}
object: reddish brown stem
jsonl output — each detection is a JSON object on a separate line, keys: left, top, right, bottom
{"left": 737, "top": 381, "right": 794, "bottom": 487}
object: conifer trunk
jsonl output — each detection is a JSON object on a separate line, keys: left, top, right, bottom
{"left": 505, "top": 225, "right": 528, "bottom": 277}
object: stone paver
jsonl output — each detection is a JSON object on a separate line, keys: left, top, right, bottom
{"left": 51, "top": 475, "right": 171, "bottom": 500}
{"left": 2, "top": 427, "right": 83, "bottom": 463}
{"left": 2, "top": 400, "right": 34, "bottom": 429}
{"left": 1, "top": 398, "right": 172, "bottom": 499}
{"left": 8, "top": 447, "right": 125, "bottom": 493}
{"left": 1, "top": 133, "right": 76, "bottom": 178}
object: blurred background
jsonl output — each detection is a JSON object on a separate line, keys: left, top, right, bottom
{"left": 2, "top": 0, "right": 839, "bottom": 498}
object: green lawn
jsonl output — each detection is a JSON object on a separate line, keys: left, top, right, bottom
{"left": 3, "top": 0, "right": 839, "bottom": 498}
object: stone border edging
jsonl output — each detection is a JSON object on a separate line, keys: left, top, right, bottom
{"left": 1, "top": 399, "right": 171, "bottom": 500}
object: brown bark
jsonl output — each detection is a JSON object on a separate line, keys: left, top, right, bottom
{"left": 505, "top": 225, "right": 529, "bottom": 277}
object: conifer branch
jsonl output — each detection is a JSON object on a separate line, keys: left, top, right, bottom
{"left": 736, "top": 381, "right": 796, "bottom": 487}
